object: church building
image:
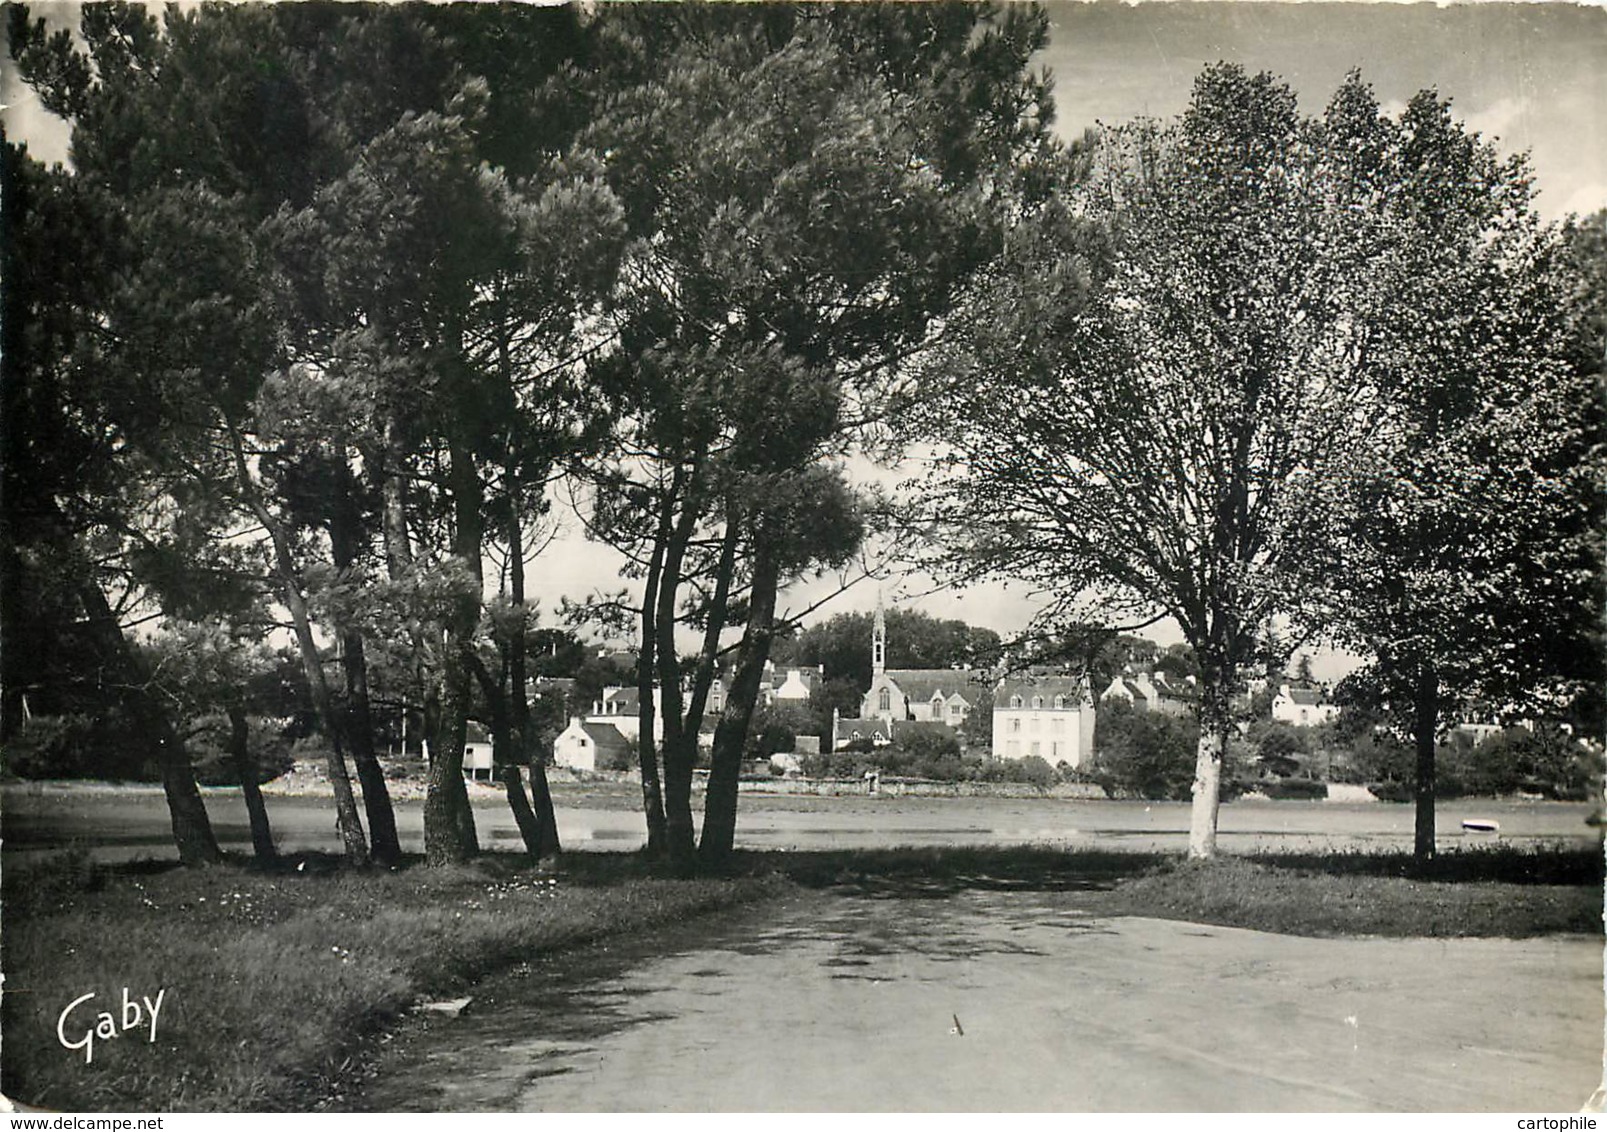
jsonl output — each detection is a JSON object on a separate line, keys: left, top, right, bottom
{"left": 859, "top": 603, "right": 978, "bottom": 727}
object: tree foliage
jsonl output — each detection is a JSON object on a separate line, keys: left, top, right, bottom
{"left": 918, "top": 65, "right": 1389, "bottom": 855}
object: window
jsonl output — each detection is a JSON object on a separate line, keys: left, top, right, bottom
{"left": 1010, "top": 719, "right": 1021, "bottom": 733}
{"left": 879, "top": 688, "right": 891, "bottom": 712}
{"left": 1030, "top": 741, "right": 1040, "bottom": 757}
{"left": 1053, "top": 695, "right": 1065, "bottom": 709}
{"left": 1032, "top": 696, "right": 1043, "bottom": 709}
{"left": 1005, "top": 740, "right": 1019, "bottom": 757}
{"left": 1010, "top": 695, "right": 1023, "bottom": 708}
{"left": 950, "top": 703, "right": 962, "bottom": 717}
{"left": 1053, "top": 717, "right": 1066, "bottom": 734}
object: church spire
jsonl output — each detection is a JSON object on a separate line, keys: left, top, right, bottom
{"left": 873, "top": 592, "right": 886, "bottom": 675}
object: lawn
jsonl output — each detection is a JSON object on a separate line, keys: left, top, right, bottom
{"left": 1, "top": 850, "right": 786, "bottom": 1112}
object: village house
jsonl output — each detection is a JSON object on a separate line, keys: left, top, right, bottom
{"left": 831, "top": 710, "right": 894, "bottom": 750}
{"left": 1271, "top": 683, "right": 1340, "bottom": 727}
{"left": 553, "top": 717, "right": 634, "bottom": 771}
{"left": 586, "top": 685, "right": 662, "bottom": 742}
{"left": 1099, "top": 670, "right": 1194, "bottom": 717}
{"left": 993, "top": 671, "right": 1097, "bottom": 768}
{"left": 708, "top": 661, "right": 824, "bottom": 714}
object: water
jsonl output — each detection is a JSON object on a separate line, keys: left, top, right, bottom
{"left": 2, "top": 787, "right": 1596, "bottom": 862}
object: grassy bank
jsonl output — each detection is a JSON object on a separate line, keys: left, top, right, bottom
{"left": 758, "top": 842, "right": 1604, "bottom": 938}
{"left": 1087, "top": 846, "right": 1603, "bottom": 938}
{"left": 1, "top": 851, "right": 787, "bottom": 1112}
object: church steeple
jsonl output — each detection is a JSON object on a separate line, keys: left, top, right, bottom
{"left": 873, "top": 594, "right": 886, "bottom": 675}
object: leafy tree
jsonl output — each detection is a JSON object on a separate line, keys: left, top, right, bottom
{"left": 1090, "top": 701, "right": 1201, "bottom": 801}
{"left": 960, "top": 686, "right": 996, "bottom": 751}
{"left": 1311, "top": 81, "right": 1604, "bottom": 858}
{"left": 582, "top": 3, "right": 1055, "bottom": 868}
{"left": 1, "top": 109, "right": 222, "bottom": 862}
{"left": 772, "top": 608, "right": 1005, "bottom": 689}
{"left": 920, "top": 65, "right": 1388, "bottom": 856}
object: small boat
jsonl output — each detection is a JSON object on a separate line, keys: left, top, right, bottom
{"left": 1461, "top": 818, "right": 1501, "bottom": 833}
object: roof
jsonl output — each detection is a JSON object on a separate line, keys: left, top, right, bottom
{"left": 881, "top": 669, "right": 977, "bottom": 705}
{"left": 999, "top": 673, "right": 1091, "bottom": 706}
{"left": 577, "top": 722, "right": 632, "bottom": 752}
{"left": 598, "top": 686, "right": 640, "bottom": 713}
{"left": 833, "top": 716, "right": 892, "bottom": 744}
{"left": 1280, "top": 687, "right": 1326, "bottom": 706}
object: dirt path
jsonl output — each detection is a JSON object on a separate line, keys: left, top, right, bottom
{"left": 349, "top": 886, "right": 1603, "bottom": 1112}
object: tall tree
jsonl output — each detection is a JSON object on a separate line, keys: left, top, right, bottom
{"left": 2, "top": 118, "right": 221, "bottom": 863}
{"left": 584, "top": 2, "right": 1056, "bottom": 868}
{"left": 1314, "top": 85, "right": 1604, "bottom": 859}
{"left": 919, "top": 66, "right": 1388, "bottom": 857}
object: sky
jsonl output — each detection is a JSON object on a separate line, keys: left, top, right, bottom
{"left": 5, "top": 1, "right": 1603, "bottom": 671}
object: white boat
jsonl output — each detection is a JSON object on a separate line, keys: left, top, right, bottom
{"left": 1461, "top": 818, "right": 1501, "bottom": 833}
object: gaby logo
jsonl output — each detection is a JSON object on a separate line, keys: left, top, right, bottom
{"left": 56, "top": 988, "right": 167, "bottom": 1065}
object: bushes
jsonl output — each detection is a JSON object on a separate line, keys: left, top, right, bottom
{"left": 1, "top": 711, "right": 154, "bottom": 781}
{"left": 1441, "top": 726, "right": 1603, "bottom": 800}
{"left": 1260, "top": 777, "right": 1328, "bottom": 801}
{"left": 1089, "top": 702, "right": 1200, "bottom": 800}
{"left": 798, "top": 729, "right": 1061, "bottom": 786}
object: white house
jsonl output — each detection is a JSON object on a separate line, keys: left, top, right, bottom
{"left": 554, "top": 717, "right": 633, "bottom": 772}
{"left": 586, "top": 685, "right": 663, "bottom": 742}
{"left": 1271, "top": 684, "right": 1340, "bottom": 727}
{"left": 463, "top": 740, "right": 495, "bottom": 781}
{"left": 992, "top": 673, "right": 1096, "bottom": 768}
{"left": 1099, "top": 671, "right": 1193, "bottom": 717}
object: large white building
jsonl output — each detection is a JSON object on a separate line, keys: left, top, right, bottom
{"left": 991, "top": 672, "right": 1096, "bottom": 768}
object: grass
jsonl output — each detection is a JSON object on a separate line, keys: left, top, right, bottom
{"left": 0, "top": 849, "right": 787, "bottom": 1112}
{"left": 4, "top": 840, "right": 1598, "bottom": 1112}
{"left": 1083, "top": 844, "right": 1604, "bottom": 938}
{"left": 748, "top": 842, "right": 1603, "bottom": 937}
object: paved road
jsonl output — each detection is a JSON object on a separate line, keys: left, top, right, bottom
{"left": 352, "top": 886, "right": 1605, "bottom": 1112}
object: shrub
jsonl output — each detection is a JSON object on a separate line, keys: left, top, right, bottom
{"left": 1368, "top": 780, "right": 1413, "bottom": 803}
{"left": 1090, "top": 702, "right": 1199, "bottom": 800}
{"left": 1, "top": 711, "right": 153, "bottom": 781}
{"left": 1260, "top": 777, "right": 1328, "bottom": 801}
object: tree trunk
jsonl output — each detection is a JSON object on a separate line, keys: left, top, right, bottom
{"left": 339, "top": 632, "right": 401, "bottom": 864}
{"left": 700, "top": 542, "right": 780, "bottom": 865}
{"left": 227, "top": 704, "right": 276, "bottom": 862}
{"left": 327, "top": 464, "right": 402, "bottom": 865}
{"left": 1187, "top": 670, "right": 1232, "bottom": 860}
{"left": 425, "top": 434, "right": 482, "bottom": 865}
{"left": 229, "top": 426, "right": 367, "bottom": 865}
{"left": 1413, "top": 659, "right": 1440, "bottom": 861}
{"left": 654, "top": 478, "right": 703, "bottom": 870}
{"left": 634, "top": 486, "right": 675, "bottom": 856}
{"left": 285, "top": 595, "right": 369, "bottom": 866}
{"left": 505, "top": 480, "right": 560, "bottom": 861}
{"left": 78, "top": 581, "right": 222, "bottom": 866}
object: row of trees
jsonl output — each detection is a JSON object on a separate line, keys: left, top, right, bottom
{"left": 915, "top": 65, "right": 1604, "bottom": 859}
{"left": 3, "top": 2, "right": 1057, "bottom": 870}
{"left": 1092, "top": 705, "right": 1599, "bottom": 805}
{"left": 7, "top": 8, "right": 1599, "bottom": 868}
